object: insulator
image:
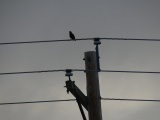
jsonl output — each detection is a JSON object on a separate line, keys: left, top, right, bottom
{"left": 94, "top": 38, "right": 101, "bottom": 45}
{"left": 65, "top": 69, "right": 73, "bottom": 76}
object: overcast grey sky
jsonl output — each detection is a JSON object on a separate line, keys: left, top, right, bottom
{"left": 0, "top": 0, "right": 160, "bottom": 120}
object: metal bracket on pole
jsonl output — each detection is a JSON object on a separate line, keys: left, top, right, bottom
{"left": 76, "top": 97, "right": 87, "bottom": 120}
{"left": 94, "top": 38, "right": 101, "bottom": 71}
{"left": 64, "top": 69, "right": 87, "bottom": 120}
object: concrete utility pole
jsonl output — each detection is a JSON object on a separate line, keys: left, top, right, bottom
{"left": 84, "top": 51, "right": 102, "bottom": 120}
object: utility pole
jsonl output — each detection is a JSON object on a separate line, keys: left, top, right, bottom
{"left": 65, "top": 39, "right": 102, "bottom": 120}
{"left": 84, "top": 51, "right": 102, "bottom": 120}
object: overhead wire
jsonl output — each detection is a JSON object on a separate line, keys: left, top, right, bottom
{"left": 74, "top": 69, "right": 160, "bottom": 74}
{"left": 100, "top": 70, "right": 160, "bottom": 74}
{"left": 1, "top": 37, "right": 160, "bottom": 110}
{"left": 0, "top": 69, "right": 66, "bottom": 75}
{"left": 101, "top": 37, "right": 160, "bottom": 41}
{"left": 101, "top": 98, "right": 160, "bottom": 102}
{"left": 0, "top": 97, "right": 160, "bottom": 105}
{"left": 1, "top": 69, "right": 160, "bottom": 75}
{"left": 0, "top": 99, "right": 76, "bottom": 105}
{"left": 0, "top": 38, "right": 92, "bottom": 45}
{"left": 1, "top": 37, "right": 160, "bottom": 45}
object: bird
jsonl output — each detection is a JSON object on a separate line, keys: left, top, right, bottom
{"left": 69, "top": 31, "right": 76, "bottom": 40}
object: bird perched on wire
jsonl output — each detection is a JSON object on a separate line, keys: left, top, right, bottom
{"left": 69, "top": 31, "right": 76, "bottom": 40}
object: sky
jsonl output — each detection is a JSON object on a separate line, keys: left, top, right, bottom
{"left": 0, "top": 0, "right": 160, "bottom": 120}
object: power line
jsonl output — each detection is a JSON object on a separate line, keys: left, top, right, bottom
{"left": 100, "top": 70, "right": 160, "bottom": 74}
{"left": 75, "top": 69, "right": 160, "bottom": 74}
{"left": 101, "top": 38, "right": 160, "bottom": 41}
{"left": 0, "top": 69, "right": 66, "bottom": 75}
{"left": 1, "top": 69, "right": 160, "bottom": 75}
{"left": 101, "top": 98, "right": 160, "bottom": 102}
{"left": 1, "top": 97, "right": 160, "bottom": 105}
{"left": 0, "top": 38, "right": 92, "bottom": 45}
{"left": 1, "top": 37, "right": 160, "bottom": 45}
{"left": 0, "top": 99, "right": 76, "bottom": 105}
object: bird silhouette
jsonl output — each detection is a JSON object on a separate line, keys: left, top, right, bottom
{"left": 69, "top": 31, "right": 76, "bottom": 40}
